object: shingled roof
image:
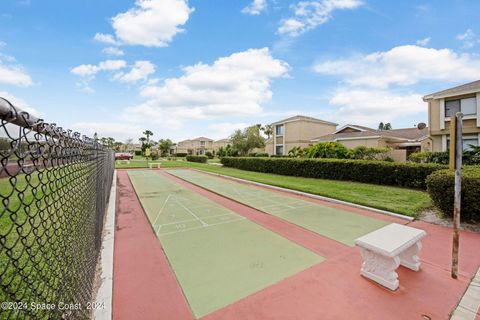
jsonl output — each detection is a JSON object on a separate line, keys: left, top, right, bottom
{"left": 423, "top": 80, "right": 480, "bottom": 100}
{"left": 312, "top": 126, "right": 428, "bottom": 142}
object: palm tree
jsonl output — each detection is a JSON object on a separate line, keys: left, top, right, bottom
{"left": 143, "top": 130, "right": 153, "bottom": 144}
{"left": 261, "top": 124, "right": 273, "bottom": 139}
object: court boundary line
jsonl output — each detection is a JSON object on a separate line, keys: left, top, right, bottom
{"left": 187, "top": 169, "right": 414, "bottom": 222}
{"left": 127, "top": 171, "right": 247, "bottom": 237}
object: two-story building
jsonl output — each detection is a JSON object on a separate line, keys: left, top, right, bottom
{"left": 423, "top": 80, "right": 480, "bottom": 152}
{"left": 172, "top": 137, "right": 214, "bottom": 155}
{"left": 265, "top": 115, "right": 338, "bottom": 156}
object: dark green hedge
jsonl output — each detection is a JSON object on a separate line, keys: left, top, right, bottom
{"left": 220, "top": 157, "right": 446, "bottom": 189}
{"left": 426, "top": 166, "right": 480, "bottom": 222}
{"left": 186, "top": 155, "right": 208, "bottom": 163}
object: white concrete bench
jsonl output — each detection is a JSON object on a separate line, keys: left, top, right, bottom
{"left": 148, "top": 162, "right": 161, "bottom": 169}
{"left": 354, "top": 223, "right": 427, "bottom": 290}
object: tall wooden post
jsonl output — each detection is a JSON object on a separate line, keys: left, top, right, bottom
{"left": 451, "top": 112, "right": 463, "bottom": 279}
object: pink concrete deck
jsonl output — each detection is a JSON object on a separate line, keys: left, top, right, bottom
{"left": 113, "top": 169, "right": 480, "bottom": 319}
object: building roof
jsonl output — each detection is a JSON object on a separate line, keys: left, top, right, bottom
{"left": 312, "top": 126, "right": 428, "bottom": 142}
{"left": 214, "top": 138, "right": 230, "bottom": 143}
{"left": 271, "top": 115, "right": 338, "bottom": 126}
{"left": 191, "top": 136, "right": 213, "bottom": 141}
{"left": 333, "top": 124, "right": 376, "bottom": 134}
{"left": 423, "top": 80, "right": 480, "bottom": 100}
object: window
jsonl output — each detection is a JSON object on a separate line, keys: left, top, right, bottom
{"left": 446, "top": 135, "right": 479, "bottom": 151}
{"left": 275, "top": 145, "right": 283, "bottom": 155}
{"left": 445, "top": 97, "right": 477, "bottom": 117}
{"left": 200, "top": 141, "right": 205, "bottom": 146}
{"left": 275, "top": 125, "right": 284, "bottom": 135}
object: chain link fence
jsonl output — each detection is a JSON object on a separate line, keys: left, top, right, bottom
{"left": 0, "top": 97, "right": 114, "bottom": 319}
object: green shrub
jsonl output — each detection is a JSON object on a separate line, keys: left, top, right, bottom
{"left": 306, "top": 142, "right": 350, "bottom": 159}
{"left": 351, "top": 146, "right": 390, "bottom": 160}
{"left": 408, "top": 151, "right": 432, "bottom": 163}
{"left": 288, "top": 146, "right": 306, "bottom": 158}
{"left": 134, "top": 150, "right": 142, "bottom": 156}
{"left": 248, "top": 152, "right": 257, "bottom": 157}
{"left": 150, "top": 151, "right": 159, "bottom": 160}
{"left": 426, "top": 166, "right": 480, "bottom": 222}
{"left": 186, "top": 155, "right": 208, "bottom": 163}
{"left": 255, "top": 152, "right": 269, "bottom": 157}
{"left": 220, "top": 157, "right": 446, "bottom": 189}
{"left": 205, "top": 151, "right": 214, "bottom": 159}
{"left": 175, "top": 152, "right": 188, "bottom": 157}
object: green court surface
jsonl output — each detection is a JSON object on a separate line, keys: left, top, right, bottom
{"left": 167, "top": 169, "right": 390, "bottom": 246}
{"left": 128, "top": 171, "right": 323, "bottom": 318}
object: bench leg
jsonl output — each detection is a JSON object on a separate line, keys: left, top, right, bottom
{"left": 399, "top": 241, "right": 422, "bottom": 271}
{"left": 360, "top": 248, "right": 400, "bottom": 290}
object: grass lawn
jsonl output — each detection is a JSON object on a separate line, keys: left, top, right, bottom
{"left": 116, "top": 159, "right": 431, "bottom": 217}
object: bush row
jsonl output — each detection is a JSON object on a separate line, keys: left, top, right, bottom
{"left": 220, "top": 157, "right": 446, "bottom": 189}
{"left": 186, "top": 155, "right": 208, "bottom": 163}
{"left": 426, "top": 166, "right": 480, "bottom": 222}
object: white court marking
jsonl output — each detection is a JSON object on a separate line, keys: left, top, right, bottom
{"left": 157, "top": 217, "right": 246, "bottom": 236}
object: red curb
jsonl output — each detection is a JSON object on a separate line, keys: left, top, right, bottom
{"left": 112, "top": 171, "right": 193, "bottom": 320}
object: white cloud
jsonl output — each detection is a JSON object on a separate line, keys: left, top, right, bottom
{"left": 314, "top": 45, "right": 480, "bottom": 89}
{"left": 242, "top": 0, "right": 267, "bottom": 15}
{"left": 102, "top": 47, "right": 124, "bottom": 56}
{"left": 94, "top": 33, "right": 119, "bottom": 45}
{"left": 456, "top": 29, "right": 478, "bottom": 49}
{"left": 113, "top": 60, "right": 155, "bottom": 83}
{"left": 70, "top": 60, "right": 126, "bottom": 77}
{"left": 124, "top": 48, "right": 289, "bottom": 126}
{"left": 329, "top": 89, "right": 425, "bottom": 126}
{"left": 416, "top": 37, "right": 430, "bottom": 46}
{"left": 278, "top": 0, "right": 363, "bottom": 37}
{"left": 0, "top": 91, "right": 40, "bottom": 116}
{"left": 109, "top": 0, "right": 194, "bottom": 47}
{"left": 71, "top": 59, "right": 127, "bottom": 92}
{"left": 0, "top": 46, "right": 32, "bottom": 87}
{"left": 208, "top": 122, "right": 249, "bottom": 139}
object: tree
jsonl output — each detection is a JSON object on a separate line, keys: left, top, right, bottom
{"left": 230, "top": 125, "right": 265, "bottom": 156}
{"left": 158, "top": 139, "right": 173, "bottom": 156}
{"left": 378, "top": 122, "right": 392, "bottom": 130}
{"left": 261, "top": 124, "right": 273, "bottom": 139}
{"left": 143, "top": 130, "right": 154, "bottom": 143}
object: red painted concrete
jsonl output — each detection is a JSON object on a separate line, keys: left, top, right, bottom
{"left": 113, "top": 171, "right": 193, "bottom": 320}
{"left": 114, "top": 169, "right": 480, "bottom": 320}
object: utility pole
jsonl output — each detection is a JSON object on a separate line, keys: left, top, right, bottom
{"left": 451, "top": 112, "right": 463, "bottom": 279}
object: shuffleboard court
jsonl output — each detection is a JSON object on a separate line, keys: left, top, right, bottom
{"left": 167, "top": 169, "right": 390, "bottom": 246}
{"left": 127, "top": 170, "right": 323, "bottom": 318}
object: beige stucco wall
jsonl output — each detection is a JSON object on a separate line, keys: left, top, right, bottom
{"left": 388, "top": 149, "right": 407, "bottom": 163}
{"left": 265, "top": 140, "right": 274, "bottom": 155}
{"left": 337, "top": 138, "right": 380, "bottom": 149}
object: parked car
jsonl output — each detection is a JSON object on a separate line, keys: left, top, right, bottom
{"left": 115, "top": 152, "right": 133, "bottom": 160}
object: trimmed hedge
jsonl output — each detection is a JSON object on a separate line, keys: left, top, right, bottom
{"left": 175, "top": 152, "right": 188, "bottom": 157}
{"left": 220, "top": 157, "right": 446, "bottom": 189}
{"left": 186, "top": 155, "right": 208, "bottom": 163}
{"left": 426, "top": 166, "right": 480, "bottom": 222}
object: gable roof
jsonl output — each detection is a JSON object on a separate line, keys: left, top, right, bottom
{"left": 191, "top": 136, "right": 213, "bottom": 141}
{"left": 214, "top": 138, "right": 230, "bottom": 143}
{"left": 333, "top": 124, "right": 376, "bottom": 134}
{"left": 423, "top": 80, "right": 480, "bottom": 100}
{"left": 312, "top": 127, "right": 428, "bottom": 142}
{"left": 271, "top": 115, "right": 337, "bottom": 126}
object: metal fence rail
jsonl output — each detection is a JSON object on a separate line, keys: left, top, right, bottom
{"left": 0, "top": 97, "right": 114, "bottom": 319}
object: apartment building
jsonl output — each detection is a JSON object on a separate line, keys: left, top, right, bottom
{"left": 212, "top": 139, "right": 230, "bottom": 154}
{"left": 423, "top": 80, "right": 480, "bottom": 152}
{"left": 266, "top": 115, "right": 338, "bottom": 156}
{"left": 172, "top": 137, "right": 214, "bottom": 155}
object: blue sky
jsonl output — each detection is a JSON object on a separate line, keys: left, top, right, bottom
{"left": 1, "top": 0, "right": 480, "bottom": 142}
